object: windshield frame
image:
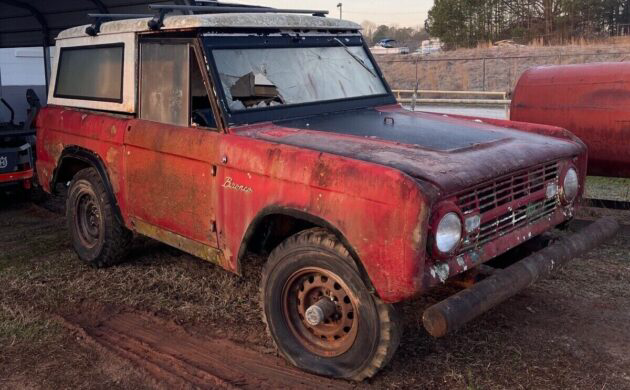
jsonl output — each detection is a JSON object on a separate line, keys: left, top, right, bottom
{"left": 202, "top": 33, "right": 396, "bottom": 125}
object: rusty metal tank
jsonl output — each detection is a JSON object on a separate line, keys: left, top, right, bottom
{"left": 511, "top": 62, "right": 630, "bottom": 178}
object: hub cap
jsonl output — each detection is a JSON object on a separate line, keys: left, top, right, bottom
{"left": 282, "top": 267, "right": 358, "bottom": 357}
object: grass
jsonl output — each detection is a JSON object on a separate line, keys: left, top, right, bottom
{"left": 0, "top": 303, "right": 61, "bottom": 345}
{"left": 0, "top": 198, "right": 266, "bottom": 335}
{"left": 0, "top": 240, "right": 265, "bottom": 331}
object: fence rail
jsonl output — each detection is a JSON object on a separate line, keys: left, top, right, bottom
{"left": 376, "top": 51, "right": 630, "bottom": 64}
{"left": 393, "top": 89, "right": 508, "bottom": 98}
{"left": 392, "top": 89, "right": 511, "bottom": 105}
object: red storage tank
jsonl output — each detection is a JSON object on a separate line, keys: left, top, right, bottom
{"left": 511, "top": 62, "right": 630, "bottom": 178}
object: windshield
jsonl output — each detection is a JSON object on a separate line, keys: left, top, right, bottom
{"left": 212, "top": 45, "right": 388, "bottom": 111}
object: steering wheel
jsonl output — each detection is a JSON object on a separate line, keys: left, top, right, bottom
{"left": 192, "top": 110, "right": 208, "bottom": 127}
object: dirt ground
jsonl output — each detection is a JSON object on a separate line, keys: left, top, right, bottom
{"left": 1, "top": 191, "right": 629, "bottom": 389}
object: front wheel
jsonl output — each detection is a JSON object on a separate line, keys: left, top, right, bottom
{"left": 260, "top": 228, "right": 401, "bottom": 381}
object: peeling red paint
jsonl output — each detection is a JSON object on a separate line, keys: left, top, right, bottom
{"left": 511, "top": 62, "right": 630, "bottom": 178}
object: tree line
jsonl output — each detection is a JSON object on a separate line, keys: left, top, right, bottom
{"left": 426, "top": 0, "right": 630, "bottom": 48}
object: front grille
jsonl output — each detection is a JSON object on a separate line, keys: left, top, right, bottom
{"left": 462, "top": 198, "right": 557, "bottom": 251}
{"left": 458, "top": 162, "right": 559, "bottom": 214}
{"left": 457, "top": 161, "right": 560, "bottom": 252}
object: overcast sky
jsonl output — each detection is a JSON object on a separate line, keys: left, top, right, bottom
{"left": 227, "top": 1, "right": 433, "bottom": 28}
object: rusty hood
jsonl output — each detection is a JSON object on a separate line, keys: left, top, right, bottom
{"left": 232, "top": 107, "right": 584, "bottom": 195}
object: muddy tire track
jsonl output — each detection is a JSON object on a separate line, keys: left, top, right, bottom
{"left": 60, "top": 307, "right": 350, "bottom": 389}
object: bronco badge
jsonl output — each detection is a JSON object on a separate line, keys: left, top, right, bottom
{"left": 0, "top": 156, "right": 7, "bottom": 169}
{"left": 222, "top": 177, "right": 253, "bottom": 193}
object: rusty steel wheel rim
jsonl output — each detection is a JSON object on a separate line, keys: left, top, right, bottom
{"left": 282, "top": 267, "right": 359, "bottom": 357}
{"left": 75, "top": 192, "right": 102, "bottom": 248}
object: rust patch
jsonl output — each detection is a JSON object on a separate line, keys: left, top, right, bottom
{"left": 43, "top": 140, "right": 64, "bottom": 162}
{"left": 411, "top": 209, "right": 426, "bottom": 249}
{"left": 132, "top": 218, "right": 227, "bottom": 268}
{"left": 106, "top": 147, "right": 120, "bottom": 193}
{"left": 312, "top": 158, "right": 333, "bottom": 188}
{"left": 582, "top": 88, "right": 630, "bottom": 104}
{"left": 106, "top": 147, "right": 118, "bottom": 165}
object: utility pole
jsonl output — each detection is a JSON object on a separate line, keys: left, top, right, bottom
{"left": 337, "top": 3, "right": 342, "bottom": 19}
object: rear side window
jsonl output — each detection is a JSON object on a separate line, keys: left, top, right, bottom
{"left": 54, "top": 44, "right": 124, "bottom": 102}
{"left": 139, "top": 42, "right": 190, "bottom": 126}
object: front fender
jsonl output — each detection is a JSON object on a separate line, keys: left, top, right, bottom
{"left": 218, "top": 134, "right": 435, "bottom": 303}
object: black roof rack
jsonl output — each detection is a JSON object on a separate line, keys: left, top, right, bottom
{"left": 193, "top": 0, "right": 269, "bottom": 8}
{"left": 82, "top": 2, "right": 331, "bottom": 36}
{"left": 147, "top": 3, "right": 329, "bottom": 30}
{"left": 86, "top": 13, "right": 152, "bottom": 36}
{"left": 152, "top": 2, "right": 328, "bottom": 14}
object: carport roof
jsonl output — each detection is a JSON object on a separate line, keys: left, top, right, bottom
{"left": 0, "top": 0, "right": 176, "bottom": 48}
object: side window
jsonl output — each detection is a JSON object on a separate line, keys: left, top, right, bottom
{"left": 139, "top": 43, "right": 189, "bottom": 126}
{"left": 54, "top": 44, "right": 124, "bottom": 102}
{"left": 139, "top": 42, "right": 216, "bottom": 128}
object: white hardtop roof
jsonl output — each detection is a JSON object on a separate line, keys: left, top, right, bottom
{"left": 57, "top": 13, "right": 361, "bottom": 40}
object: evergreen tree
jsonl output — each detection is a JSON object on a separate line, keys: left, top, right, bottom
{"left": 425, "top": 0, "right": 630, "bottom": 48}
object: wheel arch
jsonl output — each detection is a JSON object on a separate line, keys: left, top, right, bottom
{"left": 52, "top": 145, "right": 123, "bottom": 223}
{"left": 238, "top": 206, "right": 376, "bottom": 293}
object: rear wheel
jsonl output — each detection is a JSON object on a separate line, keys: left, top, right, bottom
{"left": 66, "top": 168, "right": 131, "bottom": 267}
{"left": 261, "top": 228, "right": 401, "bottom": 381}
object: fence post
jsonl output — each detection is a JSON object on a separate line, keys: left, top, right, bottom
{"left": 482, "top": 58, "right": 486, "bottom": 91}
{"left": 507, "top": 58, "right": 512, "bottom": 91}
{"left": 415, "top": 56, "right": 419, "bottom": 88}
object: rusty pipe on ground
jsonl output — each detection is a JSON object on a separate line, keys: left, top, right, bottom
{"left": 423, "top": 217, "right": 620, "bottom": 338}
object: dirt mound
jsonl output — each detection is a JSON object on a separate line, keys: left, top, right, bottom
{"left": 59, "top": 305, "right": 350, "bottom": 389}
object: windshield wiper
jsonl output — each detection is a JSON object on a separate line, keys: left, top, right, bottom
{"left": 333, "top": 38, "right": 379, "bottom": 79}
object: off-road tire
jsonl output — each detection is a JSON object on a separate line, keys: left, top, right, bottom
{"left": 260, "top": 228, "right": 401, "bottom": 381}
{"left": 66, "top": 167, "right": 131, "bottom": 267}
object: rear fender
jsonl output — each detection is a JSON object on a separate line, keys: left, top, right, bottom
{"left": 53, "top": 146, "right": 123, "bottom": 222}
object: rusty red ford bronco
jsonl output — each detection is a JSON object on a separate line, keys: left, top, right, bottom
{"left": 35, "top": 4, "right": 618, "bottom": 381}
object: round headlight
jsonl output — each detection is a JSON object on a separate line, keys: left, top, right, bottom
{"left": 563, "top": 167, "right": 579, "bottom": 202}
{"left": 435, "top": 212, "right": 462, "bottom": 254}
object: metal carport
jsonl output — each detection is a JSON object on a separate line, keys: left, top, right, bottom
{"left": 0, "top": 0, "right": 191, "bottom": 113}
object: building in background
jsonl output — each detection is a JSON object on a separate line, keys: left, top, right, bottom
{"left": 419, "top": 38, "right": 443, "bottom": 55}
{"left": 0, "top": 47, "right": 52, "bottom": 124}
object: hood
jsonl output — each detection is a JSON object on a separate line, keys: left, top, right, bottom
{"left": 233, "top": 107, "right": 583, "bottom": 195}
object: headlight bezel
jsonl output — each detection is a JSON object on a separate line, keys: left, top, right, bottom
{"left": 430, "top": 203, "right": 464, "bottom": 257}
{"left": 560, "top": 164, "right": 579, "bottom": 204}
